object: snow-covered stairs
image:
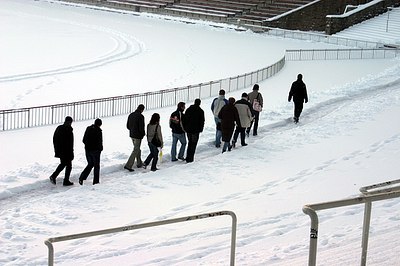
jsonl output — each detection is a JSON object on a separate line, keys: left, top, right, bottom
{"left": 333, "top": 7, "right": 400, "bottom": 46}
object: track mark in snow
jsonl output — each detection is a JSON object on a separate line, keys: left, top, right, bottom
{"left": 0, "top": 11, "right": 144, "bottom": 83}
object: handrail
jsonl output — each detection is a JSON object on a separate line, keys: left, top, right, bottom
{"left": 358, "top": 178, "right": 400, "bottom": 265}
{"left": 44, "top": 210, "right": 237, "bottom": 266}
{"left": 303, "top": 188, "right": 400, "bottom": 266}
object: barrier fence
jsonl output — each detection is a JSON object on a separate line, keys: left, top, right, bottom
{"left": 45, "top": 210, "right": 237, "bottom": 266}
{"left": 242, "top": 25, "right": 386, "bottom": 49}
{"left": 2, "top": 46, "right": 399, "bottom": 131}
{"left": 0, "top": 57, "right": 285, "bottom": 131}
{"left": 285, "top": 48, "right": 400, "bottom": 61}
{"left": 303, "top": 179, "right": 400, "bottom": 266}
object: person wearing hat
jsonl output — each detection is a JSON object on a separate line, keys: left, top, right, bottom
{"left": 232, "top": 92, "right": 253, "bottom": 147}
{"left": 288, "top": 73, "right": 308, "bottom": 123}
{"left": 79, "top": 118, "right": 103, "bottom": 185}
{"left": 49, "top": 116, "right": 74, "bottom": 186}
{"left": 247, "top": 84, "right": 263, "bottom": 136}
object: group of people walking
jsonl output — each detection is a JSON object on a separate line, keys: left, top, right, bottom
{"left": 123, "top": 98, "right": 205, "bottom": 173}
{"left": 212, "top": 84, "right": 264, "bottom": 153}
{"left": 49, "top": 74, "right": 308, "bottom": 186}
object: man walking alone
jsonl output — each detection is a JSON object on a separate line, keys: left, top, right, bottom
{"left": 288, "top": 74, "right": 308, "bottom": 123}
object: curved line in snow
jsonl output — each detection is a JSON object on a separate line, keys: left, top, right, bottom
{"left": 0, "top": 11, "right": 144, "bottom": 82}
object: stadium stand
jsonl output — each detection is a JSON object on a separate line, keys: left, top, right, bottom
{"left": 68, "top": 0, "right": 397, "bottom": 34}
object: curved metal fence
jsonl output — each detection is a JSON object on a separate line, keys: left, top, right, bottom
{"left": 0, "top": 57, "right": 285, "bottom": 131}
{"left": 285, "top": 48, "right": 400, "bottom": 61}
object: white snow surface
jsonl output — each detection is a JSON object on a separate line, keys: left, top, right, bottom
{"left": 1, "top": 0, "right": 400, "bottom": 265}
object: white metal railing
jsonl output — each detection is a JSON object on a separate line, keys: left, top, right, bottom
{"left": 0, "top": 57, "right": 285, "bottom": 131}
{"left": 242, "top": 25, "right": 385, "bottom": 49}
{"left": 44, "top": 210, "right": 237, "bottom": 266}
{"left": 303, "top": 179, "right": 400, "bottom": 266}
{"left": 286, "top": 48, "right": 400, "bottom": 61}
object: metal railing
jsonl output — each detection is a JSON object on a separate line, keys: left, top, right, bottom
{"left": 286, "top": 48, "right": 400, "bottom": 61}
{"left": 44, "top": 210, "right": 237, "bottom": 266}
{"left": 241, "top": 25, "right": 385, "bottom": 49}
{"left": 302, "top": 179, "right": 400, "bottom": 266}
{"left": 0, "top": 57, "right": 285, "bottom": 131}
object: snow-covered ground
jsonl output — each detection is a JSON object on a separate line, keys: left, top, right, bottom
{"left": 0, "top": 1, "right": 400, "bottom": 265}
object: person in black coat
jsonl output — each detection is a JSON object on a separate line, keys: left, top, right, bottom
{"left": 79, "top": 118, "right": 103, "bottom": 185}
{"left": 182, "top": 99, "right": 205, "bottom": 163}
{"left": 288, "top": 73, "right": 308, "bottom": 123}
{"left": 49, "top": 116, "right": 74, "bottom": 186}
{"left": 218, "top": 97, "right": 240, "bottom": 153}
{"left": 124, "top": 104, "right": 145, "bottom": 171}
{"left": 170, "top": 102, "right": 186, "bottom": 161}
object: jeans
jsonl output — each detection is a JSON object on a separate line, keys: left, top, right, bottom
{"left": 144, "top": 142, "right": 159, "bottom": 170}
{"left": 214, "top": 117, "right": 222, "bottom": 147}
{"left": 186, "top": 133, "right": 199, "bottom": 162}
{"left": 171, "top": 132, "right": 186, "bottom": 161}
{"left": 79, "top": 150, "right": 101, "bottom": 184}
{"left": 126, "top": 138, "right": 143, "bottom": 168}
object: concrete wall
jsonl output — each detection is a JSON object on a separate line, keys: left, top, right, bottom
{"left": 263, "top": 0, "right": 370, "bottom": 32}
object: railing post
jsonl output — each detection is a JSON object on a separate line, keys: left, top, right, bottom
{"left": 45, "top": 240, "right": 55, "bottom": 266}
{"left": 302, "top": 206, "right": 319, "bottom": 266}
{"left": 360, "top": 202, "right": 372, "bottom": 266}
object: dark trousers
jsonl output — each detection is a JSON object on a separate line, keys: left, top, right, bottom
{"left": 79, "top": 150, "right": 101, "bottom": 184}
{"left": 247, "top": 111, "right": 260, "bottom": 135}
{"left": 233, "top": 126, "right": 246, "bottom": 145}
{"left": 144, "top": 142, "right": 159, "bottom": 170}
{"left": 294, "top": 101, "right": 304, "bottom": 119}
{"left": 51, "top": 158, "right": 72, "bottom": 181}
{"left": 186, "top": 133, "right": 199, "bottom": 162}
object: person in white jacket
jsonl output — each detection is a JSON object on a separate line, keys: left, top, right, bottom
{"left": 232, "top": 93, "right": 254, "bottom": 147}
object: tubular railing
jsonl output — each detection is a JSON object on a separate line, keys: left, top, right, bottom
{"left": 0, "top": 57, "right": 285, "bottom": 131}
{"left": 44, "top": 210, "right": 237, "bottom": 266}
{"left": 303, "top": 179, "right": 400, "bottom": 266}
{"left": 241, "top": 25, "right": 385, "bottom": 49}
{"left": 285, "top": 48, "right": 400, "bottom": 61}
